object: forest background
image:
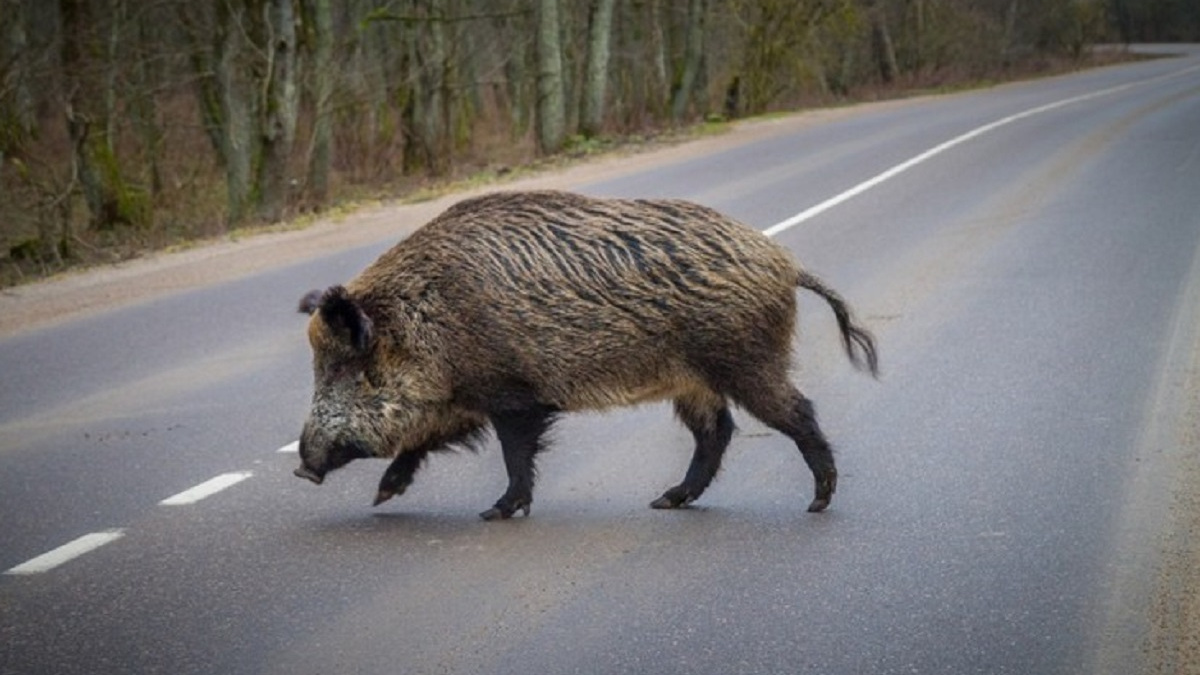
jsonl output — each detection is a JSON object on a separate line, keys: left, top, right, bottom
{"left": 1, "top": 0, "right": 1197, "bottom": 286}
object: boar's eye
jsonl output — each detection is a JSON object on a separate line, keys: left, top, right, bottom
{"left": 323, "top": 359, "right": 378, "bottom": 388}
{"left": 329, "top": 362, "right": 356, "bottom": 380}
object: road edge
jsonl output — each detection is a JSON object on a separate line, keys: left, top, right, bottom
{"left": 1091, "top": 226, "right": 1200, "bottom": 674}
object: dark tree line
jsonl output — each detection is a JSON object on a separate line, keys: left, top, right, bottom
{"left": 0, "top": 0, "right": 1189, "bottom": 281}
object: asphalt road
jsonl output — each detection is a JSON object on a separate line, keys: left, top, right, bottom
{"left": 3, "top": 47, "right": 1200, "bottom": 674}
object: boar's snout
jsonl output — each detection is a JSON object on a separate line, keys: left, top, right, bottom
{"left": 294, "top": 420, "right": 373, "bottom": 486}
{"left": 294, "top": 465, "right": 325, "bottom": 485}
{"left": 295, "top": 423, "right": 335, "bottom": 485}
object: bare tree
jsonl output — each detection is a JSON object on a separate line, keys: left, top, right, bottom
{"left": 185, "top": 0, "right": 299, "bottom": 225}
{"left": 303, "top": 0, "right": 334, "bottom": 208}
{"left": 671, "top": 0, "right": 709, "bottom": 121}
{"left": 1, "top": 0, "right": 36, "bottom": 176}
{"left": 60, "top": 0, "right": 134, "bottom": 230}
{"left": 185, "top": 1, "right": 257, "bottom": 224}
{"left": 580, "top": 0, "right": 615, "bottom": 137}
{"left": 609, "top": 0, "right": 669, "bottom": 128}
{"left": 535, "top": 0, "right": 566, "bottom": 153}
{"left": 868, "top": 0, "right": 899, "bottom": 83}
{"left": 257, "top": 0, "right": 299, "bottom": 222}
{"left": 400, "top": 0, "right": 450, "bottom": 175}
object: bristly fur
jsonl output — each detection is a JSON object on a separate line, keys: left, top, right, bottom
{"left": 296, "top": 189, "right": 878, "bottom": 518}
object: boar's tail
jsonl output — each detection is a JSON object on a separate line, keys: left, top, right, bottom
{"left": 796, "top": 270, "right": 879, "bottom": 378}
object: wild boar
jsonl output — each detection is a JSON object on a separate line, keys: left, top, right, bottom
{"left": 295, "top": 190, "right": 877, "bottom": 520}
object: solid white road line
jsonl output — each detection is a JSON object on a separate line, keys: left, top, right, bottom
{"left": 159, "top": 471, "right": 254, "bottom": 506}
{"left": 762, "top": 80, "right": 1145, "bottom": 238}
{"left": 277, "top": 440, "right": 299, "bottom": 453}
{"left": 5, "top": 530, "right": 125, "bottom": 575}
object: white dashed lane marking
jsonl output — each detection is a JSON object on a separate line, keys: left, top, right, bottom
{"left": 277, "top": 441, "right": 299, "bottom": 453}
{"left": 159, "top": 471, "right": 254, "bottom": 506}
{"left": 4, "top": 530, "right": 125, "bottom": 575}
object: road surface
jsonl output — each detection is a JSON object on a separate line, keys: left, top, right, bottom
{"left": 2, "top": 46, "right": 1199, "bottom": 674}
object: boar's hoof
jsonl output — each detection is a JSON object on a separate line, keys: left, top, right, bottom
{"left": 479, "top": 499, "right": 532, "bottom": 521}
{"left": 479, "top": 507, "right": 506, "bottom": 521}
{"left": 807, "top": 474, "right": 836, "bottom": 512}
{"left": 294, "top": 466, "right": 324, "bottom": 485}
{"left": 806, "top": 497, "right": 831, "bottom": 513}
{"left": 650, "top": 487, "right": 695, "bottom": 510}
{"left": 372, "top": 489, "right": 398, "bottom": 507}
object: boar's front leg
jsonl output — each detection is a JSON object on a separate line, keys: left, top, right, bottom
{"left": 481, "top": 404, "right": 559, "bottom": 521}
{"left": 374, "top": 421, "right": 487, "bottom": 507}
{"left": 373, "top": 448, "right": 429, "bottom": 506}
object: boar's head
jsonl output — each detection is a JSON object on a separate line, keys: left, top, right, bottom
{"left": 294, "top": 285, "right": 389, "bottom": 485}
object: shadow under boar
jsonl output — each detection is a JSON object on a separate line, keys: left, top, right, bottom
{"left": 294, "top": 190, "right": 878, "bottom": 520}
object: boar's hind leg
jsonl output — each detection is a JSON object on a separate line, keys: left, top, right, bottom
{"left": 652, "top": 392, "right": 735, "bottom": 509}
{"left": 481, "top": 405, "right": 559, "bottom": 521}
{"left": 735, "top": 380, "right": 837, "bottom": 513}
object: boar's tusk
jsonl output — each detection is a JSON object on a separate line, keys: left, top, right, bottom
{"left": 293, "top": 466, "right": 324, "bottom": 485}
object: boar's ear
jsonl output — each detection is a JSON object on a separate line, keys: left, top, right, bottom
{"left": 298, "top": 289, "right": 323, "bottom": 315}
{"left": 317, "top": 286, "right": 374, "bottom": 353}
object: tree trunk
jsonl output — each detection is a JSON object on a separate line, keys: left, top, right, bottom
{"left": 304, "top": 0, "right": 334, "bottom": 207}
{"left": 580, "top": 0, "right": 615, "bottom": 137}
{"left": 650, "top": 0, "right": 667, "bottom": 115}
{"left": 60, "top": 0, "right": 124, "bottom": 230}
{"left": 1, "top": 0, "right": 35, "bottom": 206}
{"left": 1, "top": 0, "right": 35, "bottom": 137}
{"left": 131, "top": 4, "right": 165, "bottom": 196}
{"left": 639, "top": 0, "right": 668, "bottom": 121}
{"left": 185, "top": 4, "right": 227, "bottom": 167}
{"left": 1110, "top": 0, "right": 1132, "bottom": 44}
{"left": 343, "top": 0, "right": 393, "bottom": 183}
{"left": 500, "top": 9, "right": 533, "bottom": 139}
{"left": 671, "top": 0, "right": 707, "bottom": 121}
{"left": 912, "top": 0, "right": 925, "bottom": 73}
{"left": 214, "top": 1, "right": 256, "bottom": 225}
{"left": 535, "top": 0, "right": 566, "bottom": 154}
{"left": 400, "top": 0, "right": 448, "bottom": 175}
{"left": 418, "top": 0, "right": 448, "bottom": 175}
{"left": 256, "top": 0, "right": 299, "bottom": 223}
{"left": 870, "top": 2, "right": 899, "bottom": 84}
{"left": 103, "top": 0, "right": 123, "bottom": 149}
{"left": 1003, "top": 0, "right": 1019, "bottom": 53}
